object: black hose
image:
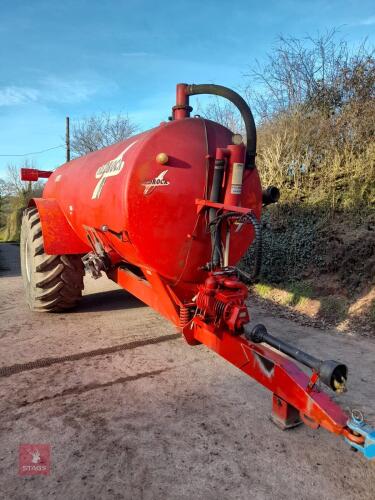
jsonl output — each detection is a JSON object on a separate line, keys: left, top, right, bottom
{"left": 186, "top": 84, "right": 257, "bottom": 168}
{"left": 209, "top": 211, "right": 262, "bottom": 280}
{"left": 236, "top": 211, "right": 262, "bottom": 281}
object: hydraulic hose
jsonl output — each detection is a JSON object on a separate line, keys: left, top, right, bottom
{"left": 209, "top": 211, "right": 262, "bottom": 281}
{"left": 186, "top": 84, "right": 257, "bottom": 168}
{"left": 240, "top": 211, "right": 262, "bottom": 280}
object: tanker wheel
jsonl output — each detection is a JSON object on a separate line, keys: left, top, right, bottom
{"left": 20, "top": 207, "right": 85, "bottom": 312}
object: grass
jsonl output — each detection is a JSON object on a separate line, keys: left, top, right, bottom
{"left": 253, "top": 280, "right": 351, "bottom": 326}
{"left": 254, "top": 280, "right": 314, "bottom": 307}
{"left": 284, "top": 281, "right": 315, "bottom": 306}
{"left": 254, "top": 283, "right": 274, "bottom": 299}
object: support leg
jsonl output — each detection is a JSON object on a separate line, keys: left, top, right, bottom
{"left": 271, "top": 394, "right": 302, "bottom": 430}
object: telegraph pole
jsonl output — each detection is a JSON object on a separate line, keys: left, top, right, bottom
{"left": 66, "top": 116, "right": 70, "bottom": 162}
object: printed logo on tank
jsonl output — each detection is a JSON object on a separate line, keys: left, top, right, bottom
{"left": 92, "top": 141, "right": 137, "bottom": 199}
{"left": 142, "top": 170, "right": 170, "bottom": 195}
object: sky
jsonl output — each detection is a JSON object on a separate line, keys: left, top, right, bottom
{"left": 0, "top": 0, "right": 374, "bottom": 176}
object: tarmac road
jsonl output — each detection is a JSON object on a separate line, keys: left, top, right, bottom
{"left": 0, "top": 242, "right": 374, "bottom": 499}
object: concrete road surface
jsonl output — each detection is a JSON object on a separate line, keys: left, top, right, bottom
{"left": 0, "top": 242, "right": 374, "bottom": 499}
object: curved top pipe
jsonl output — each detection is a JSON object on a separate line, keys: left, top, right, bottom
{"left": 183, "top": 83, "right": 257, "bottom": 168}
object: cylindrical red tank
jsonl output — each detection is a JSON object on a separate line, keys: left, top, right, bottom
{"left": 43, "top": 117, "right": 262, "bottom": 294}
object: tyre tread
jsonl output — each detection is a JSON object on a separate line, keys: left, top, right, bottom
{"left": 20, "top": 208, "right": 84, "bottom": 312}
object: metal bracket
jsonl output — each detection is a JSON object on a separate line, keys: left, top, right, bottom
{"left": 195, "top": 198, "right": 251, "bottom": 215}
{"left": 82, "top": 252, "right": 108, "bottom": 279}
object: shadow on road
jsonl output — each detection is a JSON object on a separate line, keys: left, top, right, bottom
{"left": 0, "top": 242, "right": 145, "bottom": 311}
{"left": 78, "top": 288, "right": 146, "bottom": 312}
{"left": 0, "top": 242, "right": 21, "bottom": 277}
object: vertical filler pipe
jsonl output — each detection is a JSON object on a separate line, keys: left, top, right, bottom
{"left": 173, "top": 83, "right": 192, "bottom": 120}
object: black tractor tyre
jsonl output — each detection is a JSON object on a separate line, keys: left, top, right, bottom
{"left": 20, "top": 207, "right": 85, "bottom": 312}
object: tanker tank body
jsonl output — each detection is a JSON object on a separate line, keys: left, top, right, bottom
{"left": 19, "top": 83, "right": 375, "bottom": 460}
{"left": 43, "top": 116, "right": 261, "bottom": 294}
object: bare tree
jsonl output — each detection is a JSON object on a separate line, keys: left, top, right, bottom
{"left": 196, "top": 96, "right": 245, "bottom": 135}
{"left": 239, "top": 30, "right": 375, "bottom": 210}
{"left": 5, "top": 161, "right": 43, "bottom": 203}
{"left": 0, "top": 161, "right": 44, "bottom": 240}
{"left": 0, "top": 178, "right": 7, "bottom": 227}
{"left": 0, "top": 178, "right": 7, "bottom": 198}
{"left": 71, "top": 112, "right": 138, "bottom": 157}
{"left": 245, "top": 29, "right": 374, "bottom": 119}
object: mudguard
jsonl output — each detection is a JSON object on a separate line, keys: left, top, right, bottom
{"left": 30, "top": 198, "right": 91, "bottom": 255}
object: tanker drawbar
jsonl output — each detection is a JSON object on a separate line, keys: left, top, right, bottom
{"left": 20, "top": 83, "right": 375, "bottom": 460}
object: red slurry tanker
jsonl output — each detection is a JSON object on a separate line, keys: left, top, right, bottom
{"left": 20, "top": 83, "right": 374, "bottom": 459}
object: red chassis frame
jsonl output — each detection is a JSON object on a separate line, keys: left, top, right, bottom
{"left": 108, "top": 198, "right": 365, "bottom": 451}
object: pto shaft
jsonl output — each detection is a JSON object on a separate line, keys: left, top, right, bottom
{"left": 245, "top": 324, "right": 347, "bottom": 392}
